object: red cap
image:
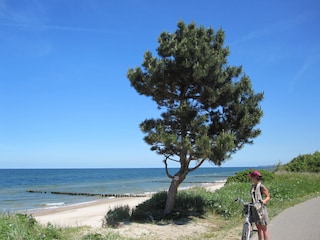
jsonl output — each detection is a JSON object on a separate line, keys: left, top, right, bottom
{"left": 248, "top": 170, "right": 262, "bottom": 177}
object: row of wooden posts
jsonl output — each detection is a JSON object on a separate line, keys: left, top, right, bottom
{"left": 26, "top": 190, "right": 147, "bottom": 198}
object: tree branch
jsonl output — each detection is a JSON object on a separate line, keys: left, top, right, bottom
{"left": 188, "top": 159, "right": 206, "bottom": 173}
{"left": 163, "top": 156, "right": 174, "bottom": 179}
{"left": 167, "top": 156, "right": 180, "bottom": 162}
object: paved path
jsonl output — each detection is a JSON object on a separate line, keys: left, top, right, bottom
{"left": 252, "top": 196, "right": 320, "bottom": 240}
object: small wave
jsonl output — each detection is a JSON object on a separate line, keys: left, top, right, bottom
{"left": 214, "top": 179, "right": 227, "bottom": 183}
{"left": 44, "top": 202, "right": 65, "bottom": 206}
{"left": 28, "top": 202, "right": 67, "bottom": 212}
{"left": 144, "top": 191, "right": 157, "bottom": 195}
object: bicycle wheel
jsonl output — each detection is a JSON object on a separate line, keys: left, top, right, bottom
{"left": 241, "top": 222, "right": 251, "bottom": 240}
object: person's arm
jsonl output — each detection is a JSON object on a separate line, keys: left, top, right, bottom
{"left": 261, "top": 186, "right": 270, "bottom": 205}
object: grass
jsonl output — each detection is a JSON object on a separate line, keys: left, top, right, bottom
{"left": 1, "top": 172, "right": 320, "bottom": 239}
{"left": 0, "top": 213, "right": 67, "bottom": 240}
{"left": 195, "top": 171, "right": 320, "bottom": 239}
{"left": 0, "top": 213, "right": 128, "bottom": 240}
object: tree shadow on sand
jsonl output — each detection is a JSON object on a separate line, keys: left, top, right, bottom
{"left": 131, "top": 191, "right": 207, "bottom": 224}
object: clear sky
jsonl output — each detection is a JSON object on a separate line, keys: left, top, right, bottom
{"left": 0, "top": 0, "right": 319, "bottom": 169}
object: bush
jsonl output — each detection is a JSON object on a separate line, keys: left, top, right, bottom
{"left": 131, "top": 189, "right": 208, "bottom": 221}
{"left": 173, "top": 189, "right": 207, "bottom": 218}
{"left": 131, "top": 191, "right": 167, "bottom": 222}
{"left": 226, "top": 169, "right": 275, "bottom": 184}
{"left": 285, "top": 151, "right": 320, "bottom": 172}
{"left": 103, "top": 205, "right": 131, "bottom": 228}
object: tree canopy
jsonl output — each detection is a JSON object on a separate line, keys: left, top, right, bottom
{"left": 128, "top": 21, "right": 263, "bottom": 168}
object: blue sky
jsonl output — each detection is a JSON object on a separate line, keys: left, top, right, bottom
{"left": 0, "top": 0, "right": 319, "bottom": 168}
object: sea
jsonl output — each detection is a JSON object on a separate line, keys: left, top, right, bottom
{"left": 0, "top": 167, "right": 253, "bottom": 213}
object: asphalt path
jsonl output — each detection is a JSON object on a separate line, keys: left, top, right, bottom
{"left": 251, "top": 196, "right": 320, "bottom": 240}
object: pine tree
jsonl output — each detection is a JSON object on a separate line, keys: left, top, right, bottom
{"left": 127, "top": 21, "right": 264, "bottom": 215}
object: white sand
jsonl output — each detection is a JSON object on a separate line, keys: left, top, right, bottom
{"left": 33, "top": 196, "right": 151, "bottom": 228}
{"left": 32, "top": 182, "right": 225, "bottom": 228}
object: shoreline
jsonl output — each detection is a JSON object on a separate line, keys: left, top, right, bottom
{"left": 32, "top": 182, "right": 225, "bottom": 228}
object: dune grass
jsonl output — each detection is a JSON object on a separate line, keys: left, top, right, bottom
{"left": 0, "top": 213, "right": 127, "bottom": 240}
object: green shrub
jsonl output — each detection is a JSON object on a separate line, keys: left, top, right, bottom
{"left": 103, "top": 205, "right": 131, "bottom": 228}
{"left": 131, "top": 191, "right": 167, "bottom": 221}
{"left": 226, "top": 169, "right": 275, "bottom": 184}
{"left": 131, "top": 189, "right": 208, "bottom": 221}
{"left": 285, "top": 151, "right": 320, "bottom": 172}
{"left": 172, "top": 189, "right": 207, "bottom": 218}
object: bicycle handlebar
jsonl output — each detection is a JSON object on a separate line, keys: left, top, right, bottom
{"left": 235, "top": 197, "right": 247, "bottom": 204}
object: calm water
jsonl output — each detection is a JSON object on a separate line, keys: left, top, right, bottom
{"left": 0, "top": 167, "right": 249, "bottom": 213}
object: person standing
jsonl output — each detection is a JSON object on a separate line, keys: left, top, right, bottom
{"left": 248, "top": 170, "right": 270, "bottom": 240}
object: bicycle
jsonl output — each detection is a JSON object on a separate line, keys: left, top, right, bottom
{"left": 235, "top": 198, "right": 256, "bottom": 240}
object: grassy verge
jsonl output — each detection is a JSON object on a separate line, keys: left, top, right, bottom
{"left": 1, "top": 172, "right": 320, "bottom": 239}
{"left": 195, "top": 171, "right": 320, "bottom": 239}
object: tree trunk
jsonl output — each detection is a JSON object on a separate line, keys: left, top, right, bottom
{"left": 164, "top": 178, "right": 179, "bottom": 215}
{"left": 163, "top": 171, "right": 187, "bottom": 216}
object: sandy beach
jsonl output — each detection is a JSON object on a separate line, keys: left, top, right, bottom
{"left": 32, "top": 182, "right": 225, "bottom": 229}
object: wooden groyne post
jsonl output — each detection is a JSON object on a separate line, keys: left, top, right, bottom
{"left": 26, "top": 190, "right": 147, "bottom": 198}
